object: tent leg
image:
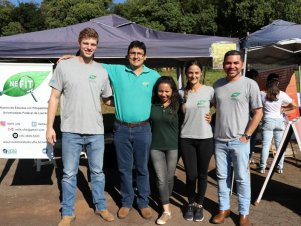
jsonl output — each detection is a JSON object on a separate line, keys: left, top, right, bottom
{"left": 177, "top": 66, "right": 184, "bottom": 89}
{"left": 243, "top": 48, "right": 248, "bottom": 76}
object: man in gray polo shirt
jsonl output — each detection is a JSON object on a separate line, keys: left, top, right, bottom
{"left": 46, "top": 28, "right": 114, "bottom": 226}
{"left": 212, "top": 50, "right": 263, "bottom": 226}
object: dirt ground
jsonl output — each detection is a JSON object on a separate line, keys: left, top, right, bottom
{"left": 0, "top": 141, "right": 301, "bottom": 226}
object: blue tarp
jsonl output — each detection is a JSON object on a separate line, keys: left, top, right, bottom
{"left": 0, "top": 14, "right": 237, "bottom": 66}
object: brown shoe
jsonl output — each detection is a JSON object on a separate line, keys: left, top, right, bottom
{"left": 239, "top": 215, "right": 250, "bottom": 226}
{"left": 95, "top": 209, "right": 115, "bottom": 222}
{"left": 117, "top": 207, "right": 131, "bottom": 219}
{"left": 212, "top": 209, "right": 230, "bottom": 224}
{"left": 140, "top": 207, "right": 153, "bottom": 219}
{"left": 58, "top": 216, "right": 75, "bottom": 226}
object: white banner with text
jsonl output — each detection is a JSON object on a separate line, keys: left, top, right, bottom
{"left": 0, "top": 63, "right": 53, "bottom": 159}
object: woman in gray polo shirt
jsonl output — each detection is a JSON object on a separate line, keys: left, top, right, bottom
{"left": 180, "top": 60, "right": 214, "bottom": 222}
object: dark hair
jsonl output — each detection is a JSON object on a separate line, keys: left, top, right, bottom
{"left": 152, "top": 76, "right": 180, "bottom": 115}
{"left": 246, "top": 69, "right": 258, "bottom": 80}
{"left": 265, "top": 73, "right": 280, "bottom": 101}
{"left": 183, "top": 60, "right": 203, "bottom": 102}
{"left": 223, "top": 50, "right": 244, "bottom": 63}
{"left": 78, "top": 27, "right": 99, "bottom": 43}
{"left": 127, "top": 40, "right": 146, "bottom": 56}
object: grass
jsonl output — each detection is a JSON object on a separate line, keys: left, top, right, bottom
{"left": 157, "top": 67, "right": 224, "bottom": 87}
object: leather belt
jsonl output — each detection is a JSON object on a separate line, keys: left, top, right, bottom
{"left": 115, "top": 119, "right": 149, "bottom": 128}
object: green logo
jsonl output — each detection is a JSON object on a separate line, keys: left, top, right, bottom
{"left": 89, "top": 75, "right": 96, "bottom": 80}
{"left": 142, "top": 82, "right": 149, "bottom": 87}
{"left": 231, "top": 92, "right": 241, "bottom": 98}
{"left": 197, "top": 100, "right": 206, "bottom": 107}
{"left": 0, "top": 71, "right": 50, "bottom": 101}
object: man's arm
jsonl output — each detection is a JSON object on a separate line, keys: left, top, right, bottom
{"left": 240, "top": 107, "right": 263, "bottom": 143}
{"left": 46, "top": 88, "right": 61, "bottom": 145}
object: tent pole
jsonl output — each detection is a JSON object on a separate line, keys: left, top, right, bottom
{"left": 299, "top": 64, "right": 301, "bottom": 95}
{"left": 243, "top": 48, "right": 248, "bottom": 76}
{"left": 177, "top": 66, "right": 184, "bottom": 89}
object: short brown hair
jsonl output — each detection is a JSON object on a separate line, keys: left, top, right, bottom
{"left": 78, "top": 27, "right": 99, "bottom": 43}
{"left": 223, "top": 50, "right": 244, "bottom": 63}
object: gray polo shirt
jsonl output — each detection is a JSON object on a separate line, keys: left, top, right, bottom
{"left": 180, "top": 85, "right": 214, "bottom": 139}
{"left": 213, "top": 76, "right": 262, "bottom": 141}
{"left": 49, "top": 58, "right": 112, "bottom": 134}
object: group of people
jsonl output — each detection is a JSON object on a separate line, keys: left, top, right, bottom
{"left": 46, "top": 27, "right": 295, "bottom": 226}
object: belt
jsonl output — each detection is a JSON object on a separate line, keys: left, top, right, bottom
{"left": 116, "top": 119, "right": 149, "bottom": 128}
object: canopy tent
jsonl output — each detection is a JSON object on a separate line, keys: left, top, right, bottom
{"left": 0, "top": 14, "right": 237, "bottom": 67}
{"left": 240, "top": 20, "right": 301, "bottom": 65}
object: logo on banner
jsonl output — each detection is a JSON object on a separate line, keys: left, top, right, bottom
{"left": 0, "top": 71, "right": 50, "bottom": 102}
{"left": 2, "top": 148, "right": 17, "bottom": 154}
{"left": 12, "top": 133, "right": 18, "bottom": 138}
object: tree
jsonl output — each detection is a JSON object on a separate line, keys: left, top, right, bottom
{"left": 41, "top": 0, "right": 113, "bottom": 28}
{"left": 0, "top": 0, "right": 14, "bottom": 36}
{"left": 2, "top": 21, "right": 24, "bottom": 36}
{"left": 11, "top": 2, "right": 45, "bottom": 33}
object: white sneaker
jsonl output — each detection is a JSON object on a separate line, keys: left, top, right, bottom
{"left": 156, "top": 212, "right": 172, "bottom": 225}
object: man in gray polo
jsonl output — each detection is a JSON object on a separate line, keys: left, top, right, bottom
{"left": 212, "top": 50, "right": 263, "bottom": 226}
{"left": 46, "top": 27, "right": 114, "bottom": 226}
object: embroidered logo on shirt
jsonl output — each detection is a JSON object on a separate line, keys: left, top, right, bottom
{"left": 231, "top": 92, "right": 241, "bottom": 99}
{"left": 142, "top": 82, "right": 149, "bottom": 87}
{"left": 197, "top": 100, "right": 206, "bottom": 107}
{"left": 89, "top": 75, "right": 96, "bottom": 80}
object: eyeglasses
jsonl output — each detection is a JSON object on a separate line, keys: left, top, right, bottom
{"left": 128, "top": 52, "right": 145, "bottom": 57}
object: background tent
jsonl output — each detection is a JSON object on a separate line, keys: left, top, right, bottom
{"left": 240, "top": 20, "right": 301, "bottom": 65}
{"left": 241, "top": 19, "right": 301, "bottom": 119}
{"left": 0, "top": 14, "right": 237, "bottom": 67}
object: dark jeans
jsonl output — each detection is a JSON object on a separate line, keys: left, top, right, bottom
{"left": 180, "top": 137, "right": 214, "bottom": 205}
{"left": 113, "top": 121, "right": 151, "bottom": 208}
{"left": 150, "top": 149, "right": 178, "bottom": 205}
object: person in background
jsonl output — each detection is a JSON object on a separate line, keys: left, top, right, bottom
{"left": 259, "top": 73, "right": 296, "bottom": 174}
{"left": 212, "top": 50, "right": 263, "bottom": 226}
{"left": 150, "top": 76, "right": 180, "bottom": 225}
{"left": 180, "top": 60, "right": 214, "bottom": 222}
{"left": 46, "top": 28, "right": 114, "bottom": 226}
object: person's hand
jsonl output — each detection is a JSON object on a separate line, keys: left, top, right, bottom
{"left": 46, "top": 128, "right": 56, "bottom": 146}
{"left": 205, "top": 112, "right": 211, "bottom": 123}
{"left": 57, "top": 55, "right": 75, "bottom": 64}
{"left": 239, "top": 135, "right": 249, "bottom": 144}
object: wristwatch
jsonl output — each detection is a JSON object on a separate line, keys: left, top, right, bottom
{"left": 242, "top": 133, "right": 251, "bottom": 140}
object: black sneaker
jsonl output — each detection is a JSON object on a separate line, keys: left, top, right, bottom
{"left": 194, "top": 204, "right": 204, "bottom": 222}
{"left": 184, "top": 204, "right": 194, "bottom": 221}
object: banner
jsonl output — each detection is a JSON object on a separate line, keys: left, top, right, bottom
{"left": 211, "top": 43, "right": 237, "bottom": 69}
{"left": 0, "top": 63, "right": 53, "bottom": 159}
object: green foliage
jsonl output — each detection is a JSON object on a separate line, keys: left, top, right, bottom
{"left": 11, "top": 3, "right": 45, "bottom": 32}
{"left": 41, "top": 0, "right": 113, "bottom": 28}
{"left": 0, "top": 0, "right": 301, "bottom": 39}
{"left": 2, "top": 21, "right": 24, "bottom": 36}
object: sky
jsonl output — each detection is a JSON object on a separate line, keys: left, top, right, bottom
{"left": 9, "top": 0, "right": 125, "bottom": 6}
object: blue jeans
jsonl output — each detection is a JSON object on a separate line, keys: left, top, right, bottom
{"left": 113, "top": 121, "right": 151, "bottom": 208}
{"left": 260, "top": 118, "right": 285, "bottom": 170}
{"left": 150, "top": 149, "right": 178, "bottom": 205}
{"left": 215, "top": 139, "right": 250, "bottom": 215}
{"left": 61, "top": 133, "right": 106, "bottom": 216}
